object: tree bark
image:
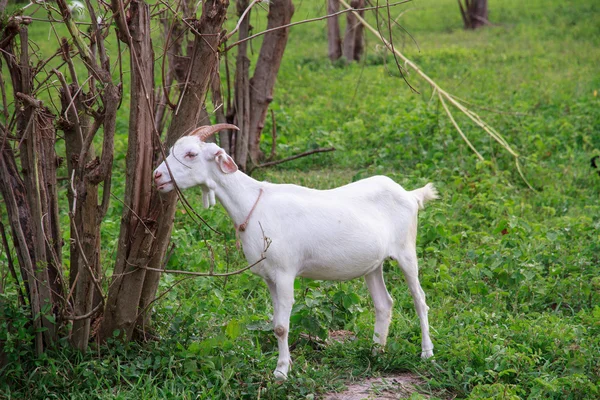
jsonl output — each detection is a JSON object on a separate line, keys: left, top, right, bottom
{"left": 15, "top": 33, "right": 58, "bottom": 347}
{"left": 247, "top": 0, "right": 295, "bottom": 167}
{"left": 26, "top": 105, "right": 64, "bottom": 331}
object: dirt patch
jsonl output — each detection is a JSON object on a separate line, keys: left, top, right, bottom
{"left": 327, "top": 330, "right": 357, "bottom": 343}
{"left": 323, "top": 373, "right": 428, "bottom": 400}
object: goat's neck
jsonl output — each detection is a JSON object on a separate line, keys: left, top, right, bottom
{"left": 212, "top": 171, "right": 263, "bottom": 228}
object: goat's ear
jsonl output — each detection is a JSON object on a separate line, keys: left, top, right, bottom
{"left": 215, "top": 150, "right": 238, "bottom": 174}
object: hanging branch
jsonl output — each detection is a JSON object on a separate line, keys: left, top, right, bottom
{"left": 339, "top": 0, "right": 534, "bottom": 190}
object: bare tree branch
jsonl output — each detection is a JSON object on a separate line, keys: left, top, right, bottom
{"left": 137, "top": 254, "right": 266, "bottom": 277}
{"left": 249, "top": 147, "right": 336, "bottom": 174}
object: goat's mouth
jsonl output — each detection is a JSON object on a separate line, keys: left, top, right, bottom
{"left": 156, "top": 180, "right": 173, "bottom": 192}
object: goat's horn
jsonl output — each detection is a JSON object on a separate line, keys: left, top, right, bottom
{"left": 189, "top": 124, "right": 240, "bottom": 141}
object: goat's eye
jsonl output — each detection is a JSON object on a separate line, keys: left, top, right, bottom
{"left": 185, "top": 151, "right": 197, "bottom": 159}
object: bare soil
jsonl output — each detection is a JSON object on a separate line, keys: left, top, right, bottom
{"left": 322, "top": 372, "right": 428, "bottom": 400}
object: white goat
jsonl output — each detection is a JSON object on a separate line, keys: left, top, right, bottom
{"left": 154, "top": 124, "right": 438, "bottom": 380}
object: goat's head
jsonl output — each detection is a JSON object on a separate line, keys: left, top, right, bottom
{"left": 153, "top": 124, "right": 239, "bottom": 206}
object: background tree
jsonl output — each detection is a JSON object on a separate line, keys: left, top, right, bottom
{"left": 327, "top": 0, "right": 365, "bottom": 62}
{"left": 227, "top": 0, "right": 295, "bottom": 170}
{"left": 458, "top": 0, "right": 489, "bottom": 29}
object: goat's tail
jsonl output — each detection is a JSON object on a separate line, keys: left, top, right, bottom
{"left": 411, "top": 183, "right": 438, "bottom": 210}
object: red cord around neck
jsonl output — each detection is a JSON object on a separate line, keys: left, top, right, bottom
{"left": 235, "top": 188, "right": 264, "bottom": 233}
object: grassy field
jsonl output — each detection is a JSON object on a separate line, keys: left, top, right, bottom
{"left": 2, "top": 0, "right": 600, "bottom": 398}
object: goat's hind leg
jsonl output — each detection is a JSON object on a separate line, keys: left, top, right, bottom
{"left": 395, "top": 250, "right": 434, "bottom": 358}
{"left": 365, "top": 264, "right": 394, "bottom": 347}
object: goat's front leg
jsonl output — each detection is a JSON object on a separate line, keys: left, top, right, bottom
{"left": 265, "top": 275, "right": 295, "bottom": 381}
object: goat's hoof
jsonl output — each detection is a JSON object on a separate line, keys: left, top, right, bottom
{"left": 273, "top": 369, "right": 288, "bottom": 382}
{"left": 371, "top": 343, "right": 385, "bottom": 356}
{"left": 421, "top": 349, "right": 434, "bottom": 359}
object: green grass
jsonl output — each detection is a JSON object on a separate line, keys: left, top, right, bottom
{"left": 1, "top": 0, "right": 600, "bottom": 399}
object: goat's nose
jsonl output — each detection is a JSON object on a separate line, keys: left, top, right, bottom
{"left": 154, "top": 170, "right": 162, "bottom": 180}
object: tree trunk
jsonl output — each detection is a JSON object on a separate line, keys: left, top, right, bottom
{"left": 0, "top": 140, "right": 46, "bottom": 356}
{"left": 458, "top": 0, "right": 488, "bottom": 30}
{"left": 327, "top": 0, "right": 342, "bottom": 61}
{"left": 0, "top": 20, "right": 63, "bottom": 354}
{"left": 342, "top": 0, "right": 364, "bottom": 61}
{"left": 352, "top": 1, "right": 365, "bottom": 61}
{"left": 154, "top": 0, "right": 195, "bottom": 136}
{"left": 137, "top": 0, "right": 230, "bottom": 336}
{"left": 100, "top": 0, "right": 230, "bottom": 342}
{"left": 23, "top": 105, "right": 64, "bottom": 340}
{"left": 233, "top": 0, "right": 251, "bottom": 169}
{"left": 247, "top": 0, "right": 295, "bottom": 167}
{"left": 101, "top": 0, "right": 157, "bottom": 341}
{"left": 57, "top": 78, "right": 105, "bottom": 350}
{"left": 15, "top": 35, "right": 58, "bottom": 348}
{"left": 211, "top": 68, "right": 231, "bottom": 153}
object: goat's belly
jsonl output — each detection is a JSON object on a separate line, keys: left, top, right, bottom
{"left": 297, "top": 260, "right": 383, "bottom": 281}
{"left": 292, "top": 227, "right": 390, "bottom": 281}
